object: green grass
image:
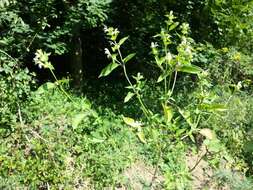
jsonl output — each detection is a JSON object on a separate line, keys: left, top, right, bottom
{"left": 0, "top": 86, "right": 140, "bottom": 189}
{"left": 0, "top": 80, "right": 252, "bottom": 189}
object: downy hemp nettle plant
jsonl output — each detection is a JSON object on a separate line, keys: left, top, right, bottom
{"left": 99, "top": 12, "right": 228, "bottom": 186}
{"left": 100, "top": 12, "right": 228, "bottom": 170}
{"left": 100, "top": 12, "right": 225, "bottom": 142}
{"left": 34, "top": 49, "right": 74, "bottom": 103}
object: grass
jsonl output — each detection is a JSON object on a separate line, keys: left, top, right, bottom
{"left": 0, "top": 85, "right": 140, "bottom": 189}
{"left": 0, "top": 79, "right": 252, "bottom": 189}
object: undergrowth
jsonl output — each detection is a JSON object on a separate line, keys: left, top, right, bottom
{"left": 0, "top": 4, "right": 252, "bottom": 189}
{"left": 0, "top": 87, "right": 140, "bottom": 189}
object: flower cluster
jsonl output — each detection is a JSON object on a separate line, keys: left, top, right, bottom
{"left": 34, "top": 49, "right": 54, "bottom": 70}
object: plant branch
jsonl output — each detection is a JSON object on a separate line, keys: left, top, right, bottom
{"left": 116, "top": 45, "right": 150, "bottom": 118}
{"left": 49, "top": 69, "right": 75, "bottom": 103}
{"left": 171, "top": 70, "right": 178, "bottom": 96}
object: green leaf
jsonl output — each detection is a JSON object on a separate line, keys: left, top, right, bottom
{"left": 99, "top": 62, "right": 119, "bottom": 77}
{"left": 137, "top": 131, "right": 146, "bottom": 144}
{"left": 155, "top": 57, "right": 165, "bottom": 66}
{"left": 45, "top": 82, "right": 56, "bottom": 89}
{"left": 199, "top": 104, "right": 227, "bottom": 112}
{"left": 189, "top": 133, "right": 195, "bottom": 143}
{"left": 90, "top": 138, "right": 105, "bottom": 143}
{"left": 204, "top": 139, "right": 223, "bottom": 153}
{"left": 0, "top": 40, "right": 8, "bottom": 45}
{"left": 72, "top": 113, "right": 86, "bottom": 129}
{"left": 36, "top": 82, "right": 56, "bottom": 94}
{"left": 122, "top": 116, "right": 142, "bottom": 128}
{"left": 169, "top": 22, "right": 179, "bottom": 31}
{"left": 177, "top": 64, "right": 203, "bottom": 74}
{"left": 118, "top": 36, "right": 129, "bottom": 46}
{"left": 123, "top": 53, "right": 136, "bottom": 63}
{"left": 157, "top": 72, "right": 169, "bottom": 83}
{"left": 178, "top": 109, "right": 195, "bottom": 128}
{"left": 244, "top": 141, "right": 253, "bottom": 153}
{"left": 124, "top": 92, "right": 135, "bottom": 103}
{"left": 163, "top": 104, "right": 173, "bottom": 122}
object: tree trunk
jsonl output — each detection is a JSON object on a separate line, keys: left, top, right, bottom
{"left": 70, "top": 26, "right": 83, "bottom": 89}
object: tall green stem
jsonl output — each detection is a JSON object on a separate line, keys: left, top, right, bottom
{"left": 170, "top": 70, "right": 178, "bottom": 96}
{"left": 122, "top": 65, "right": 150, "bottom": 119}
{"left": 116, "top": 46, "right": 150, "bottom": 119}
{"left": 49, "top": 69, "right": 75, "bottom": 103}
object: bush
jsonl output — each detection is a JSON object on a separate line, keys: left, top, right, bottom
{"left": 0, "top": 86, "right": 138, "bottom": 189}
{"left": 0, "top": 51, "right": 34, "bottom": 126}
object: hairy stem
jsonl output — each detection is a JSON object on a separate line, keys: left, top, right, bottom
{"left": 115, "top": 45, "right": 150, "bottom": 118}
{"left": 171, "top": 70, "right": 178, "bottom": 96}
{"left": 122, "top": 65, "right": 150, "bottom": 119}
{"left": 49, "top": 69, "right": 75, "bottom": 103}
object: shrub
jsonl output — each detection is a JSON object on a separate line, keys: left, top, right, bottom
{"left": 0, "top": 51, "right": 34, "bottom": 126}
{"left": 0, "top": 86, "right": 138, "bottom": 189}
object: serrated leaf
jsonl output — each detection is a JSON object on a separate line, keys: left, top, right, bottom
{"left": 99, "top": 62, "right": 119, "bottom": 77}
{"left": 137, "top": 131, "right": 146, "bottom": 144}
{"left": 119, "top": 36, "right": 129, "bottom": 46}
{"left": 72, "top": 113, "right": 86, "bottom": 129}
{"left": 177, "top": 64, "right": 203, "bottom": 74}
{"left": 199, "top": 128, "right": 216, "bottom": 140}
{"left": 123, "top": 53, "right": 136, "bottom": 63}
{"left": 124, "top": 92, "right": 135, "bottom": 103}
{"left": 122, "top": 116, "right": 142, "bottom": 128}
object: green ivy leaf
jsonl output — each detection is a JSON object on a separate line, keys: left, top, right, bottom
{"left": 99, "top": 62, "right": 119, "bottom": 77}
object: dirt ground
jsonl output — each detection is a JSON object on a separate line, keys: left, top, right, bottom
{"left": 117, "top": 146, "right": 231, "bottom": 190}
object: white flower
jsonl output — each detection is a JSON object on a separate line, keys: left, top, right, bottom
{"left": 104, "top": 48, "right": 111, "bottom": 58}
{"left": 33, "top": 49, "right": 52, "bottom": 69}
{"left": 38, "top": 63, "right": 43, "bottom": 69}
{"left": 185, "top": 46, "right": 192, "bottom": 55}
{"left": 103, "top": 25, "right": 109, "bottom": 33}
{"left": 151, "top": 42, "right": 158, "bottom": 49}
{"left": 112, "top": 28, "right": 119, "bottom": 36}
{"left": 165, "top": 52, "right": 172, "bottom": 62}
